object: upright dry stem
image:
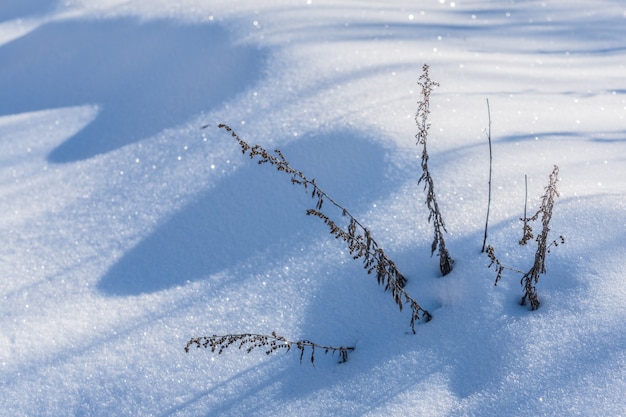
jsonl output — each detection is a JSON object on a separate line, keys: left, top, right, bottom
{"left": 415, "top": 64, "right": 454, "bottom": 276}
{"left": 520, "top": 165, "right": 561, "bottom": 309}
{"left": 481, "top": 98, "right": 492, "bottom": 253}
{"left": 487, "top": 165, "right": 563, "bottom": 310}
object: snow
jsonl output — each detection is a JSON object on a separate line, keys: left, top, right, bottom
{"left": 1, "top": 0, "right": 625, "bottom": 415}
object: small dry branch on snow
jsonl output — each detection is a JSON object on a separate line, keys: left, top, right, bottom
{"left": 185, "top": 332, "right": 355, "bottom": 365}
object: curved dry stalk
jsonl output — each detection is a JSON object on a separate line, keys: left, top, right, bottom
{"left": 219, "top": 124, "right": 432, "bottom": 332}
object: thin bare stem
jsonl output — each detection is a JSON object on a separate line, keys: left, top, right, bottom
{"left": 481, "top": 98, "right": 492, "bottom": 253}
{"left": 520, "top": 174, "right": 533, "bottom": 245}
{"left": 524, "top": 174, "right": 528, "bottom": 219}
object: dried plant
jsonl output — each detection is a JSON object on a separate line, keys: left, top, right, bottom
{"left": 519, "top": 165, "right": 562, "bottom": 308}
{"left": 415, "top": 64, "right": 454, "bottom": 276}
{"left": 218, "top": 124, "right": 432, "bottom": 332}
{"left": 185, "top": 332, "right": 355, "bottom": 365}
{"left": 519, "top": 174, "right": 534, "bottom": 245}
{"left": 486, "top": 245, "right": 524, "bottom": 286}
{"left": 481, "top": 98, "right": 493, "bottom": 253}
{"left": 487, "top": 165, "right": 564, "bottom": 309}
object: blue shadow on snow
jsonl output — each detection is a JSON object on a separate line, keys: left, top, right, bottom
{"left": 98, "top": 131, "right": 394, "bottom": 296}
{"left": 0, "top": 0, "right": 56, "bottom": 21}
{"left": 0, "top": 17, "right": 264, "bottom": 162}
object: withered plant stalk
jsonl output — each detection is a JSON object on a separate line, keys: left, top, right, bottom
{"left": 415, "top": 64, "right": 454, "bottom": 276}
{"left": 219, "top": 124, "right": 431, "bottom": 332}
{"left": 185, "top": 332, "right": 355, "bottom": 365}
{"left": 481, "top": 98, "right": 493, "bottom": 253}
{"left": 519, "top": 165, "right": 562, "bottom": 309}
{"left": 487, "top": 165, "right": 564, "bottom": 309}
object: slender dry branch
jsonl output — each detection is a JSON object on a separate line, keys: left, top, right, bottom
{"left": 219, "top": 124, "right": 431, "bottom": 332}
{"left": 486, "top": 244, "right": 524, "bottom": 285}
{"left": 481, "top": 98, "right": 492, "bottom": 253}
{"left": 415, "top": 64, "right": 454, "bottom": 275}
{"left": 185, "top": 332, "right": 355, "bottom": 365}
{"left": 520, "top": 174, "right": 534, "bottom": 245}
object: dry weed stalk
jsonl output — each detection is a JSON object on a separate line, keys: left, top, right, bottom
{"left": 219, "top": 124, "right": 431, "bottom": 332}
{"left": 415, "top": 64, "right": 454, "bottom": 276}
{"left": 519, "top": 165, "right": 562, "bottom": 308}
{"left": 481, "top": 98, "right": 493, "bottom": 253}
{"left": 185, "top": 332, "right": 355, "bottom": 365}
{"left": 487, "top": 165, "right": 564, "bottom": 309}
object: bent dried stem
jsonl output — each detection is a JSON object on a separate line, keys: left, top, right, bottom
{"left": 219, "top": 124, "right": 431, "bottom": 332}
{"left": 185, "top": 332, "right": 355, "bottom": 365}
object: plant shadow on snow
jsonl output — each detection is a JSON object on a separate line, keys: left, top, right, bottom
{"left": 98, "top": 130, "right": 395, "bottom": 296}
{"left": 182, "top": 240, "right": 508, "bottom": 416}
{"left": 187, "top": 221, "right": 590, "bottom": 417}
{"left": 0, "top": 16, "right": 265, "bottom": 162}
{"left": 179, "top": 159, "right": 617, "bottom": 415}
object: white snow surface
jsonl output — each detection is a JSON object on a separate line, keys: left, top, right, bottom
{"left": 1, "top": 0, "right": 625, "bottom": 415}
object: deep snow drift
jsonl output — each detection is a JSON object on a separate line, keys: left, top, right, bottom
{"left": 1, "top": 0, "right": 625, "bottom": 416}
